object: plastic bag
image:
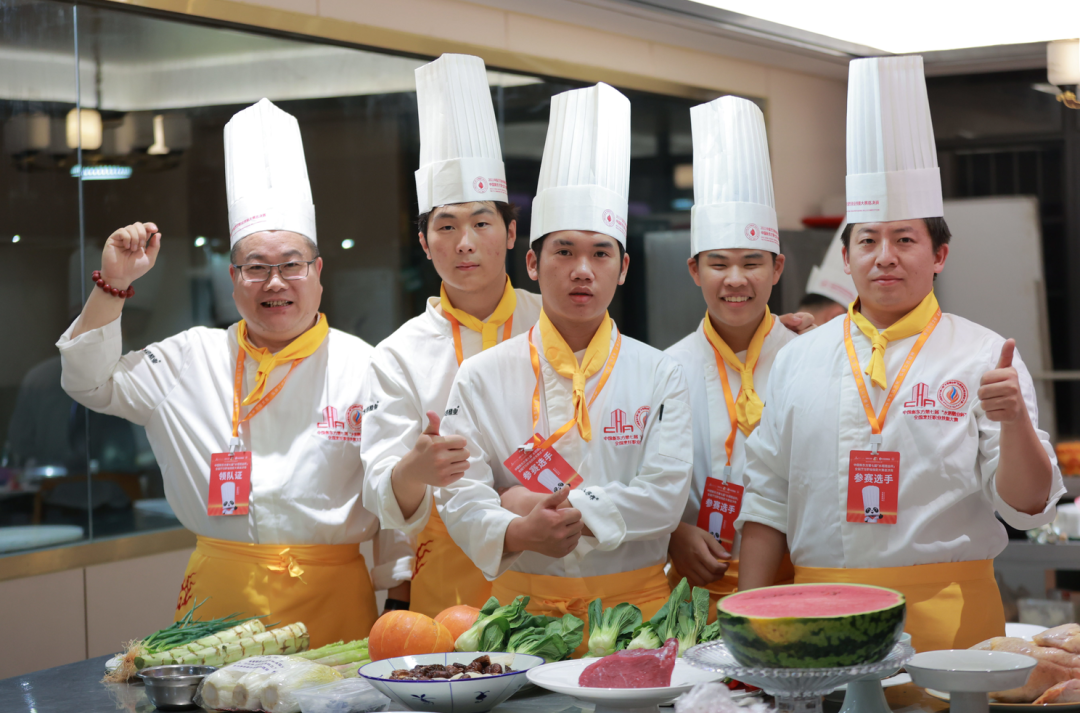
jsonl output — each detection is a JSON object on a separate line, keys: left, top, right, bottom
{"left": 194, "top": 656, "right": 342, "bottom": 712}
{"left": 292, "top": 678, "right": 392, "bottom": 713}
{"left": 673, "top": 682, "right": 775, "bottom": 713}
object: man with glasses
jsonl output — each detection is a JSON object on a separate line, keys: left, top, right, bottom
{"left": 57, "top": 99, "right": 411, "bottom": 647}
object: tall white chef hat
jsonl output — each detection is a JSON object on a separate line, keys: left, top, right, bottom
{"left": 415, "top": 54, "right": 507, "bottom": 215}
{"left": 805, "top": 222, "right": 857, "bottom": 306}
{"left": 846, "top": 55, "right": 942, "bottom": 224}
{"left": 225, "top": 98, "right": 316, "bottom": 248}
{"left": 531, "top": 83, "right": 631, "bottom": 246}
{"left": 690, "top": 96, "right": 778, "bottom": 256}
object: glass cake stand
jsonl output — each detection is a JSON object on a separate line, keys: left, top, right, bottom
{"left": 683, "top": 640, "right": 915, "bottom": 713}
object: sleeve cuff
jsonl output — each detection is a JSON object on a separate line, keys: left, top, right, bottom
{"left": 376, "top": 472, "right": 433, "bottom": 538}
{"left": 736, "top": 493, "right": 789, "bottom": 534}
{"left": 485, "top": 514, "right": 524, "bottom": 580}
{"left": 370, "top": 556, "right": 414, "bottom": 590}
{"left": 568, "top": 486, "right": 625, "bottom": 551}
{"left": 993, "top": 465, "right": 1067, "bottom": 531}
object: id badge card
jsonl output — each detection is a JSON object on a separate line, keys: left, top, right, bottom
{"left": 696, "top": 476, "right": 743, "bottom": 545}
{"left": 503, "top": 434, "right": 580, "bottom": 494}
{"left": 208, "top": 451, "right": 251, "bottom": 516}
{"left": 846, "top": 450, "right": 899, "bottom": 524}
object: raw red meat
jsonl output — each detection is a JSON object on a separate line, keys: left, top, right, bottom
{"left": 578, "top": 638, "right": 678, "bottom": 689}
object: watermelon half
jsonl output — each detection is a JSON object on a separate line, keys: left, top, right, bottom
{"left": 717, "top": 583, "right": 906, "bottom": 669}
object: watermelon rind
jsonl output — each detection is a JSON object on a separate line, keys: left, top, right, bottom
{"left": 717, "top": 583, "right": 906, "bottom": 669}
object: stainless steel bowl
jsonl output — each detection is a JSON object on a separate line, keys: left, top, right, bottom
{"left": 137, "top": 665, "right": 216, "bottom": 711}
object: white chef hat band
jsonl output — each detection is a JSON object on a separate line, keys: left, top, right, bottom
{"left": 807, "top": 265, "right": 858, "bottom": 305}
{"left": 229, "top": 193, "right": 317, "bottom": 245}
{"left": 530, "top": 185, "right": 628, "bottom": 246}
{"left": 846, "top": 168, "right": 943, "bottom": 223}
{"left": 416, "top": 156, "right": 508, "bottom": 214}
{"left": 690, "top": 202, "right": 779, "bottom": 255}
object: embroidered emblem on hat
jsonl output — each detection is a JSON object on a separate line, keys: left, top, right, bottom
{"left": 602, "top": 208, "right": 615, "bottom": 227}
{"left": 473, "top": 176, "right": 488, "bottom": 193}
{"left": 938, "top": 380, "right": 969, "bottom": 410}
{"left": 745, "top": 223, "right": 759, "bottom": 241}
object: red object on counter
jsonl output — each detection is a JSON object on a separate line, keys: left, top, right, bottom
{"left": 801, "top": 216, "right": 845, "bottom": 229}
{"left": 578, "top": 637, "right": 679, "bottom": 688}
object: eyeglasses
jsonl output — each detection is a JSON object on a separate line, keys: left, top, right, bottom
{"left": 233, "top": 259, "right": 316, "bottom": 283}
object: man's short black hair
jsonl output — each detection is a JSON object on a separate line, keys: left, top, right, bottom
{"left": 798, "top": 292, "right": 841, "bottom": 310}
{"left": 841, "top": 217, "right": 952, "bottom": 252}
{"left": 230, "top": 234, "right": 320, "bottom": 265}
{"left": 417, "top": 201, "right": 519, "bottom": 237}
{"left": 530, "top": 233, "right": 626, "bottom": 262}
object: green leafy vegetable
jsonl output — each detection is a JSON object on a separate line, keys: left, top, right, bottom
{"left": 455, "top": 596, "right": 532, "bottom": 652}
{"left": 585, "top": 601, "right": 643, "bottom": 658}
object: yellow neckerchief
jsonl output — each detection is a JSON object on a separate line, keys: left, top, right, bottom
{"left": 848, "top": 291, "right": 940, "bottom": 390}
{"left": 440, "top": 277, "right": 517, "bottom": 364}
{"left": 236, "top": 314, "right": 329, "bottom": 406}
{"left": 538, "top": 309, "right": 613, "bottom": 442}
{"left": 702, "top": 307, "right": 773, "bottom": 437}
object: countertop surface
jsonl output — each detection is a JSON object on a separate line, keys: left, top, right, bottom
{"left": 0, "top": 654, "right": 949, "bottom": 713}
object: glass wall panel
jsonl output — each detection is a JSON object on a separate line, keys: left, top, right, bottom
{"left": 0, "top": 0, "right": 738, "bottom": 555}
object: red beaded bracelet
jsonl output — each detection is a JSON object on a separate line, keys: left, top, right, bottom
{"left": 92, "top": 270, "right": 135, "bottom": 299}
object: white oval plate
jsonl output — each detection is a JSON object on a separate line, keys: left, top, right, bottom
{"left": 526, "top": 659, "right": 724, "bottom": 709}
{"left": 926, "top": 689, "right": 1080, "bottom": 711}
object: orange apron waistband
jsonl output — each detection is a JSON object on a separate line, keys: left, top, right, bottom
{"left": 194, "top": 536, "right": 361, "bottom": 571}
{"left": 493, "top": 562, "right": 670, "bottom": 614}
{"left": 795, "top": 559, "right": 995, "bottom": 588}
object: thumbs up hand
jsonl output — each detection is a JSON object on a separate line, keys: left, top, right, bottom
{"left": 394, "top": 410, "right": 471, "bottom": 489}
{"left": 504, "top": 485, "right": 584, "bottom": 558}
{"left": 979, "top": 339, "right": 1026, "bottom": 423}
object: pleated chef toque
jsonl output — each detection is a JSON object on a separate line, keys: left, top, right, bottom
{"left": 415, "top": 54, "right": 506, "bottom": 214}
{"left": 225, "top": 98, "right": 316, "bottom": 247}
{"left": 846, "top": 55, "right": 942, "bottom": 223}
{"left": 689, "top": 96, "right": 778, "bottom": 256}
{"left": 806, "top": 222, "right": 858, "bottom": 306}
{"left": 530, "top": 83, "right": 630, "bottom": 246}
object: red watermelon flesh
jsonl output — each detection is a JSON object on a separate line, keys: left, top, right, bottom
{"left": 578, "top": 638, "right": 678, "bottom": 688}
{"left": 723, "top": 584, "right": 901, "bottom": 618}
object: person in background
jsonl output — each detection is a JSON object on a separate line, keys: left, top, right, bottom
{"left": 799, "top": 222, "right": 857, "bottom": 326}
{"left": 57, "top": 99, "right": 411, "bottom": 647}
{"left": 360, "top": 54, "right": 542, "bottom": 617}
{"left": 737, "top": 57, "right": 1063, "bottom": 652}
{"left": 664, "top": 96, "right": 797, "bottom": 619}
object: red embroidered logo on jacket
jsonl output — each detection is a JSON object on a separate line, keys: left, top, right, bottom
{"left": 603, "top": 408, "right": 643, "bottom": 445}
{"left": 317, "top": 406, "right": 363, "bottom": 442}
{"left": 901, "top": 381, "right": 969, "bottom": 423}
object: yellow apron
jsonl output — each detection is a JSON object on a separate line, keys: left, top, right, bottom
{"left": 175, "top": 536, "right": 378, "bottom": 649}
{"left": 410, "top": 505, "right": 493, "bottom": 618}
{"left": 492, "top": 563, "right": 671, "bottom": 657}
{"left": 795, "top": 559, "right": 1005, "bottom": 653}
{"left": 669, "top": 554, "right": 796, "bottom": 622}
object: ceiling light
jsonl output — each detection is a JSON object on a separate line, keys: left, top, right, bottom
{"left": 684, "top": 1, "right": 1080, "bottom": 54}
{"left": 341, "top": 239, "right": 355, "bottom": 249}
{"left": 65, "top": 108, "right": 103, "bottom": 150}
{"left": 194, "top": 236, "right": 207, "bottom": 247}
{"left": 70, "top": 164, "right": 133, "bottom": 180}
{"left": 147, "top": 115, "right": 170, "bottom": 156}
{"left": 11, "top": 235, "right": 20, "bottom": 243}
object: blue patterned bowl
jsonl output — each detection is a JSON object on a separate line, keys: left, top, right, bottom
{"left": 358, "top": 652, "right": 544, "bottom": 713}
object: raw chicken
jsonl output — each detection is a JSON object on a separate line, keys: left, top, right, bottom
{"left": 1034, "top": 624, "right": 1080, "bottom": 653}
{"left": 579, "top": 638, "right": 678, "bottom": 688}
{"left": 1035, "top": 679, "right": 1080, "bottom": 705}
{"left": 971, "top": 637, "right": 1080, "bottom": 702}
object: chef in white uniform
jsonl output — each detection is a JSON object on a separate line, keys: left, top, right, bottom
{"left": 430, "top": 83, "right": 692, "bottom": 651}
{"left": 737, "top": 57, "right": 1064, "bottom": 653}
{"left": 57, "top": 99, "right": 411, "bottom": 647}
{"left": 664, "top": 97, "right": 797, "bottom": 616}
{"left": 800, "top": 223, "right": 857, "bottom": 326}
{"left": 361, "top": 54, "right": 542, "bottom": 618}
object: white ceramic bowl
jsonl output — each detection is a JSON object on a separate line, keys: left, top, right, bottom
{"left": 358, "top": 652, "right": 544, "bottom": 713}
{"left": 906, "top": 650, "right": 1037, "bottom": 693}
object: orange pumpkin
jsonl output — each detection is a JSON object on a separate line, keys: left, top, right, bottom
{"left": 435, "top": 605, "right": 481, "bottom": 642}
{"left": 368, "top": 610, "right": 455, "bottom": 661}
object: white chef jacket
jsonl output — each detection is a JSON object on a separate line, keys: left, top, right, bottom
{"left": 737, "top": 311, "right": 1065, "bottom": 569}
{"left": 665, "top": 317, "right": 797, "bottom": 558}
{"left": 360, "top": 289, "right": 543, "bottom": 535}
{"left": 56, "top": 316, "right": 412, "bottom": 589}
{"left": 436, "top": 321, "right": 694, "bottom": 581}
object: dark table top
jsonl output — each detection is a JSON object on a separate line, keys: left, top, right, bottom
{"left": 0, "top": 654, "right": 948, "bottom": 713}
